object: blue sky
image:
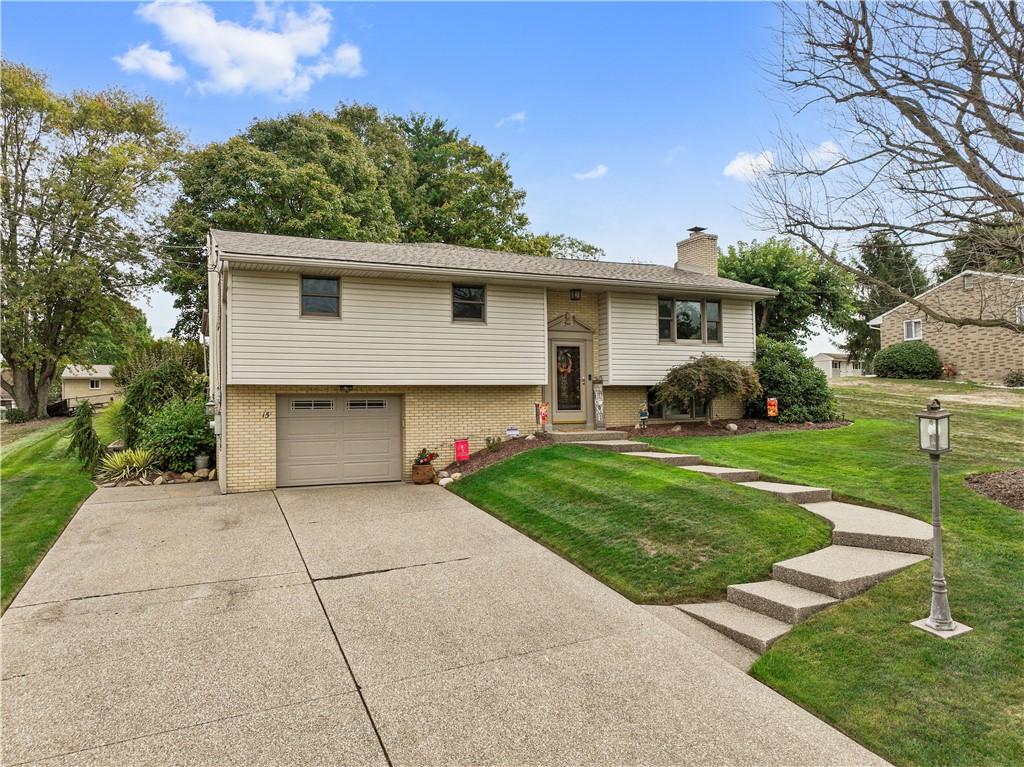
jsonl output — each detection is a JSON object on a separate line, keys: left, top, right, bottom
{"left": 3, "top": 1, "right": 837, "bottom": 351}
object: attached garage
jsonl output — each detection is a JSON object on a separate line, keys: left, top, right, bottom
{"left": 276, "top": 395, "right": 402, "bottom": 487}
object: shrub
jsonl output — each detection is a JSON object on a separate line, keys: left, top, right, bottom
{"left": 121, "top": 360, "right": 207, "bottom": 446}
{"left": 67, "top": 403, "right": 102, "bottom": 469}
{"left": 485, "top": 436, "right": 502, "bottom": 452}
{"left": 112, "top": 338, "right": 205, "bottom": 390}
{"left": 4, "top": 407, "right": 30, "bottom": 424}
{"left": 97, "top": 448, "right": 157, "bottom": 482}
{"left": 942, "top": 362, "right": 958, "bottom": 379}
{"left": 656, "top": 356, "right": 762, "bottom": 425}
{"left": 1004, "top": 369, "right": 1024, "bottom": 387}
{"left": 138, "top": 396, "right": 215, "bottom": 473}
{"left": 750, "top": 336, "right": 839, "bottom": 423}
{"left": 873, "top": 341, "right": 943, "bottom": 379}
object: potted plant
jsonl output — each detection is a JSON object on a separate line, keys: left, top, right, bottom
{"left": 411, "top": 448, "right": 438, "bottom": 484}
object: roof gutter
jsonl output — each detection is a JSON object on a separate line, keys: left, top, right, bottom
{"left": 215, "top": 250, "right": 779, "bottom": 300}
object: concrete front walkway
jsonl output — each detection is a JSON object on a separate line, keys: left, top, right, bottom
{"left": 2, "top": 483, "right": 888, "bottom": 766}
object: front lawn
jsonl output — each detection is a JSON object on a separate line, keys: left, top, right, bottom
{"left": 451, "top": 444, "right": 830, "bottom": 603}
{"left": 644, "top": 379, "right": 1024, "bottom": 767}
{"left": 1, "top": 408, "right": 118, "bottom": 611}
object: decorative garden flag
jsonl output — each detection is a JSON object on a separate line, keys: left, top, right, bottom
{"left": 767, "top": 398, "right": 779, "bottom": 418}
{"left": 455, "top": 439, "right": 470, "bottom": 462}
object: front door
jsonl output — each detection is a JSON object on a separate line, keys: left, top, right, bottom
{"left": 551, "top": 342, "right": 588, "bottom": 424}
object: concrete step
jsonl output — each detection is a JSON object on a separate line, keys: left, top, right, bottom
{"left": 644, "top": 606, "right": 758, "bottom": 671}
{"left": 801, "top": 501, "right": 933, "bottom": 555}
{"left": 727, "top": 580, "right": 838, "bottom": 624}
{"left": 679, "top": 465, "right": 760, "bottom": 482}
{"left": 626, "top": 451, "right": 703, "bottom": 466}
{"left": 737, "top": 481, "right": 832, "bottom": 504}
{"left": 773, "top": 545, "right": 929, "bottom": 599}
{"left": 549, "top": 430, "right": 627, "bottom": 443}
{"left": 677, "top": 602, "right": 792, "bottom": 654}
{"left": 569, "top": 439, "right": 648, "bottom": 453}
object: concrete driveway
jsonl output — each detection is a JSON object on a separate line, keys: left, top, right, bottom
{"left": 1, "top": 482, "right": 887, "bottom": 766}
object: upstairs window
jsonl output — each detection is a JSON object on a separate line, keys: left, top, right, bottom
{"left": 452, "top": 285, "right": 486, "bottom": 321}
{"left": 658, "top": 297, "right": 722, "bottom": 343}
{"left": 904, "top": 319, "right": 923, "bottom": 340}
{"left": 963, "top": 274, "right": 974, "bottom": 290}
{"left": 89, "top": 379, "right": 101, "bottom": 390}
{"left": 301, "top": 276, "right": 340, "bottom": 317}
{"left": 1016, "top": 305, "right": 1024, "bottom": 324}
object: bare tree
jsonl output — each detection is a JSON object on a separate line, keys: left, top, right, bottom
{"left": 752, "top": 1, "right": 1024, "bottom": 331}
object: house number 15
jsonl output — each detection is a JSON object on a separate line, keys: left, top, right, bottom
{"left": 261, "top": 411, "right": 271, "bottom": 418}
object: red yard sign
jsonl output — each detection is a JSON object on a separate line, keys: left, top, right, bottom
{"left": 766, "top": 397, "right": 779, "bottom": 418}
{"left": 454, "top": 438, "right": 470, "bottom": 462}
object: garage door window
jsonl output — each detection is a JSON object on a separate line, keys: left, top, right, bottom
{"left": 347, "top": 399, "right": 387, "bottom": 410}
{"left": 290, "top": 399, "right": 335, "bottom": 411}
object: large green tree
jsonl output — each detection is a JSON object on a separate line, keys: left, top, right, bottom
{"left": 936, "top": 217, "right": 1024, "bottom": 282}
{"left": 71, "top": 300, "right": 152, "bottom": 366}
{"left": 162, "top": 103, "right": 601, "bottom": 338}
{"left": 1, "top": 62, "right": 180, "bottom": 417}
{"left": 718, "top": 239, "right": 855, "bottom": 342}
{"left": 842, "top": 234, "right": 929, "bottom": 367}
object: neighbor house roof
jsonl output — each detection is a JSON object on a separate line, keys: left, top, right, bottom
{"left": 209, "top": 230, "right": 778, "bottom": 298}
{"left": 62, "top": 365, "right": 114, "bottom": 380}
{"left": 814, "top": 352, "right": 855, "bottom": 361}
{"left": 866, "top": 270, "right": 1024, "bottom": 327}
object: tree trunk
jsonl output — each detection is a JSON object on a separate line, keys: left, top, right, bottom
{"left": 33, "top": 367, "right": 55, "bottom": 419}
{"left": 10, "top": 368, "right": 37, "bottom": 418}
{"left": 704, "top": 398, "right": 713, "bottom": 426}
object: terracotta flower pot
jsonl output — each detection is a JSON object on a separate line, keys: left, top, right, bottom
{"left": 411, "top": 463, "right": 435, "bottom": 485}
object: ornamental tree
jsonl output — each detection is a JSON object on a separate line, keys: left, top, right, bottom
{"left": 655, "top": 357, "right": 762, "bottom": 426}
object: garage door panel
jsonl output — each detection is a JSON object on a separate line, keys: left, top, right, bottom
{"left": 276, "top": 395, "right": 402, "bottom": 487}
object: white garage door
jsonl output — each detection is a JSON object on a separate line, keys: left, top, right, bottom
{"left": 276, "top": 395, "right": 402, "bottom": 487}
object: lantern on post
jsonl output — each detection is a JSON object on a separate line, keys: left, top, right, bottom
{"left": 911, "top": 399, "right": 971, "bottom": 638}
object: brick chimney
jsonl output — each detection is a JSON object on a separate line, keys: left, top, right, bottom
{"left": 675, "top": 227, "right": 718, "bottom": 275}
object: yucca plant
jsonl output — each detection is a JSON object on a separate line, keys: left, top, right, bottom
{"left": 96, "top": 448, "right": 157, "bottom": 482}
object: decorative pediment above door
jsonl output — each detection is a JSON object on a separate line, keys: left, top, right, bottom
{"left": 547, "top": 313, "right": 594, "bottom": 333}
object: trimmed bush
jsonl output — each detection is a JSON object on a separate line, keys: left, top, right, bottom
{"left": 750, "top": 336, "right": 839, "bottom": 423}
{"left": 1004, "top": 369, "right": 1024, "bottom": 387}
{"left": 4, "top": 408, "right": 30, "bottom": 424}
{"left": 121, "top": 360, "right": 207, "bottom": 446}
{"left": 873, "top": 341, "right": 943, "bottom": 379}
{"left": 138, "top": 396, "right": 215, "bottom": 473}
{"left": 67, "top": 403, "right": 102, "bottom": 470}
{"left": 112, "top": 338, "right": 204, "bottom": 390}
{"left": 657, "top": 356, "right": 762, "bottom": 425}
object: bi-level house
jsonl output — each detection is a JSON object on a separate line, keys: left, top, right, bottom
{"left": 206, "top": 228, "right": 775, "bottom": 493}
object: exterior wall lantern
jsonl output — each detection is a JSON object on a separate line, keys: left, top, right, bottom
{"left": 912, "top": 399, "right": 971, "bottom": 638}
{"left": 569, "top": 288, "right": 582, "bottom": 301}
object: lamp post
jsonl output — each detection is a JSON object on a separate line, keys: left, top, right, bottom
{"left": 911, "top": 399, "right": 972, "bottom": 638}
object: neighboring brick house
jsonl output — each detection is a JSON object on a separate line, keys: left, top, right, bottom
{"left": 61, "top": 365, "right": 121, "bottom": 407}
{"left": 206, "top": 228, "right": 776, "bottom": 493}
{"left": 868, "top": 271, "right": 1024, "bottom": 383}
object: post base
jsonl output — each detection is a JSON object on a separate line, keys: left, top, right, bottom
{"left": 911, "top": 618, "right": 973, "bottom": 639}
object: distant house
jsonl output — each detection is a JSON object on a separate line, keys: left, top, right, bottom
{"left": 813, "top": 352, "right": 863, "bottom": 379}
{"left": 868, "top": 271, "right": 1024, "bottom": 383}
{"left": 61, "top": 365, "right": 120, "bottom": 407}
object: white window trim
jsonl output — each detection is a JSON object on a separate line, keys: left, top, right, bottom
{"left": 657, "top": 296, "right": 723, "bottom": 344}
{"left": 1016, "top": 305, "right": 1024, "bottom": 325}
{"left": 89, "top": 379, "right": 101, "bottom": 390}
{"left": 903, "top": 319, "right": 923, "bottom": 341}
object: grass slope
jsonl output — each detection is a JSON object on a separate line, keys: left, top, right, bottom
{"left": 644, "top": 381, "right": 1023, "bottom": 767}
{"left": 1, "top": 408, "right": 118, "bottom": 611}
{"left": 451, "top": 444, "right": 830, "bottom": 604}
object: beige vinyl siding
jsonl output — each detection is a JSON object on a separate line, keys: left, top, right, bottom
{"left": 598, "top": 292, "right": 611, "bottom": 381}
{"left": 227, "top": 270, "right": 547, "bottom": 385}
{"left": 606, "top": 293, "right": 756, "bottom": 385}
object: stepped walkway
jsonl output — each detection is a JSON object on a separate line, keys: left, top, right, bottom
{"left": 569, "top": 437, "right": 932, "bottom": 657}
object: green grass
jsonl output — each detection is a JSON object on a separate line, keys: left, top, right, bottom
{"left": 1, "top": 407, "right": 118, "bottom": 611}
{"left": 451, "top": 444, "right": 830, "bottom": 603}
{"left": 642, "top": 380, "right": 1024, "bottom": 767}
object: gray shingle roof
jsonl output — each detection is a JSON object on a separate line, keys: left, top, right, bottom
{"left": 210, "top": 230, "right": 776, "bottom": 297}
{"left": 63, "top": 364, "right": 114, "bottom": 379}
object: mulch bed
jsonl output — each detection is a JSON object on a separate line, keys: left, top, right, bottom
{"left": 966, "top": 469, "right": 1024, "bottom": 511}
{"left": 442, "top": 433, "right": 553, "bottom": 477}
{"left": 618, "top": 419, "right": 851, "bottom": 438}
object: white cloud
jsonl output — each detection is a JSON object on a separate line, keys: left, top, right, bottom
{"left": 804, "top": 140, "right": 842, "bottom": 168}
{"left": 114, "top": 43, "right": 185, "bottom": 82}
{"left": 129, "top": 0, "right": 364, "bottom": 97}
{"left": 572, "top": 163, "right": 608, "bottom": 181}
{"left": 723, "top": 150, "right": 774, "bottom": 181}
{"left": 496, "top": 111, "right": 527, "bottom": 128}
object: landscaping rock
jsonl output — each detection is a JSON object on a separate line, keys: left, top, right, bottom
{"left": 140, "top": 477, "right": 152, "bottom": 486}
{"left": 153, "top": 476, "right": 166, "bottom": 486}
{"left": 101, "top": 482, "right": 117, "bottom": 488}
{"left": 209, "top": 469, "right": 216, "bottom": 481}
{"left": 125, "top": 480, "right": 142, "bottom": 487}
{"left": 438, "top": 477, "right": 454, "bottom": 488}
{"left": 189, "top": 476, "right": 201, "bottom": 483}
{"left": 726, "top": 423, "right": 739, "bottom": 432}
{"left": 450, "top": 472, "right": 463, "bottom": 480}
{"left": 437, "top": 470, "right": 450, "bottom": 479}
{"left": 525, "top": 434, "right": 536, "bottom": 441}
{"left": 107, "top": 440, "right": 126, "bottom": 452}
{"left": 181, "top": 472, "right": 194, "bottom": 481}
{"left": 195, "top": 468, "right": 210, "bottom": 479}
{"left": 671, "top": 425, "right": 682, "bottom": 432}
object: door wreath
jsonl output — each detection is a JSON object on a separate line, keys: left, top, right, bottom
{"left": 557, "top": 350, "right": 575, "bottom": 376}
